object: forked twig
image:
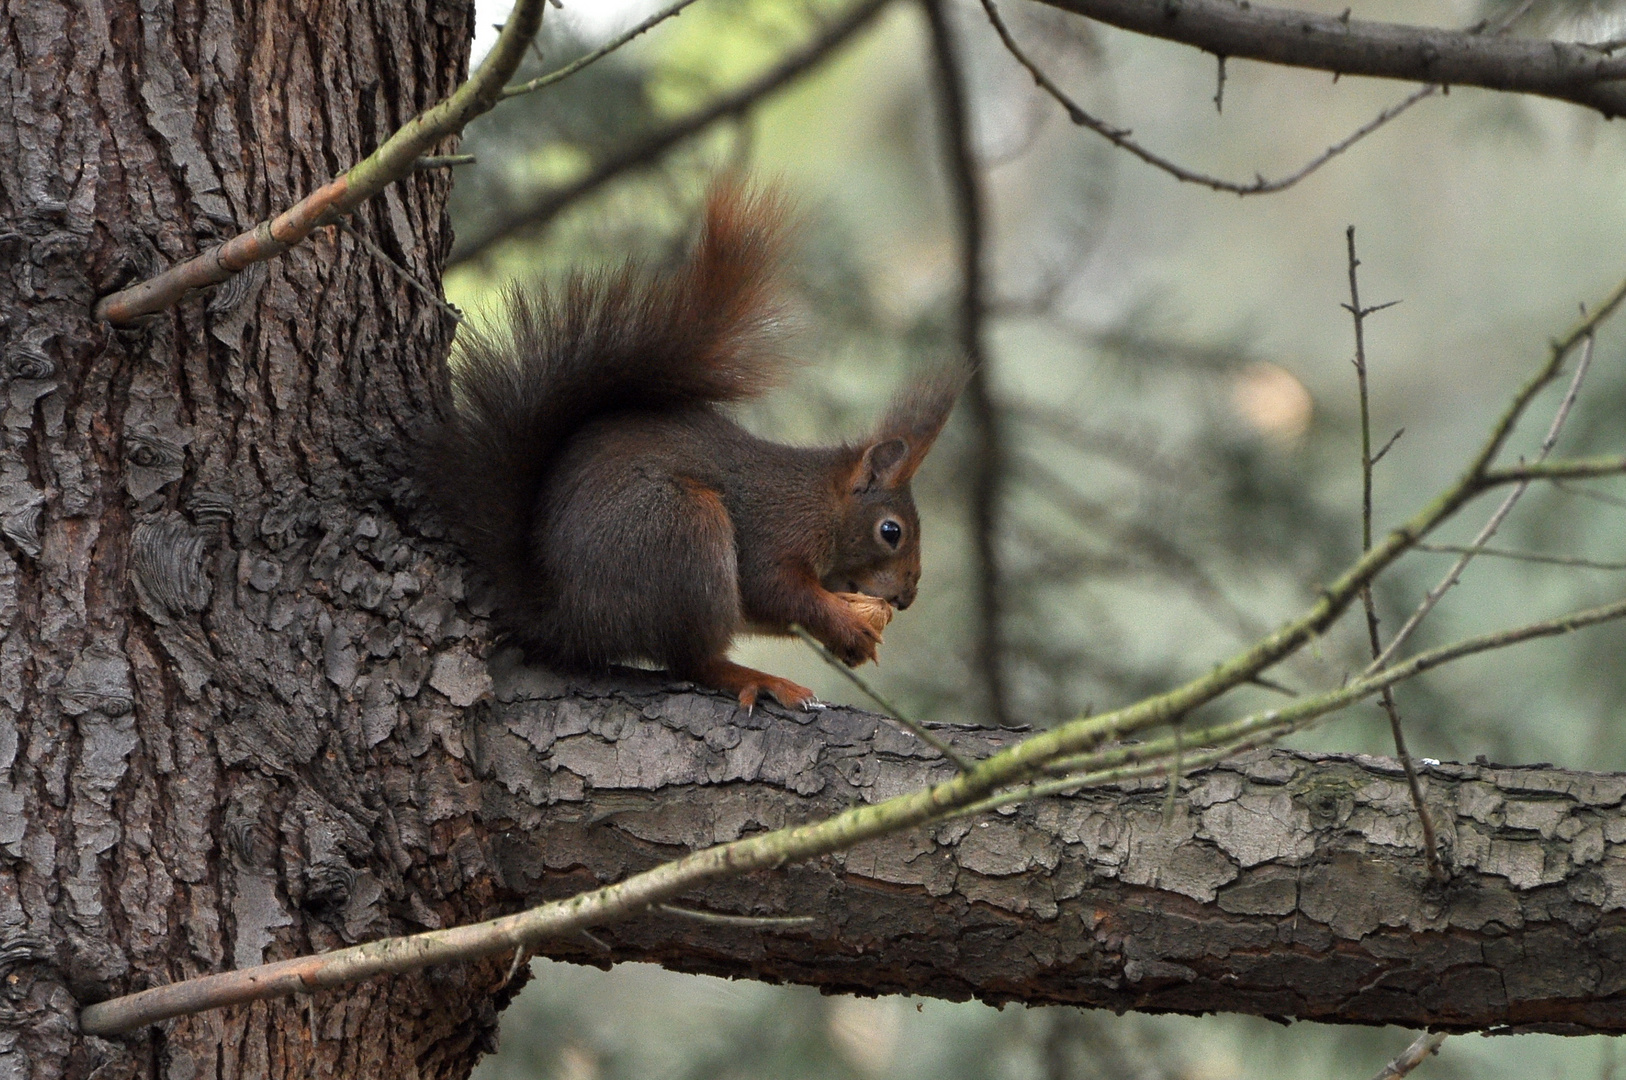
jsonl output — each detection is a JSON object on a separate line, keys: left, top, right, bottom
{"left": 976, "top": 0, "right": 1541, "bottom": 200}
{"left": 1344, "top": 226, "right": 1443, "bottom": 881}
{"left": 978, "top": 0, "right": 1437, "bottom": 197}
{"left": 501, "top": 0, "right": 705, "bottom": 100}
{"left": 1372, "top": 329, "right": 1597, "bottom": 673}
{"left": 447, "top": 0, "right": 894, "bottom": 267}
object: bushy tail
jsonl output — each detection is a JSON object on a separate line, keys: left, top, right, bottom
{"left": 420, "top": 183, "right": 790, "bottom": 625}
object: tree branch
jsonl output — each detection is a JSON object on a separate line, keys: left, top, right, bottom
{"left": 1032, "top": 0, "right": 1626, "bottom": 116}
{"left": 500, "top": 0, "right": 705, "bottom": 101}
{"left": 92, "top": 0, "right": 549, "bottom": 324}
{"left": 979, "top": 0, "right": 1437, "bottom": 196}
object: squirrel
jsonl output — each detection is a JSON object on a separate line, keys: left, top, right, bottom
{"left": 421, "top": 183, "right": 962, "bottom": 711}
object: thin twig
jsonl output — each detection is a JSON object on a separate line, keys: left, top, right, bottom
{"left": 1481, "top": 452, "right": 1626, "bottom": 484}
{"left": 501, "top": 0, "right": 706, "bottom": 100}
{"left": 447, "top": 0, "right": 894, "bottom": 267}
{"left": 1371, "top": 1031, "right": 1448, "bottom": 1080}
{"left": 980, "top": 0, "right": 1549, "bottom": 200}
{"left": 1371, "top": 330, "right": 1598, "bottom": 673}
{"left": 653, "top": 904, "right": 817, "bottom": 929}
{"left": 94, "top": 0, "right": 548, "bottom": 323}
{"left": 978, "top": 0, "right": 1438, "bottom": 197}
{"left": 975, "top": 593, "right": 1626, "bottom": 815}
{"left": 503, "top": 944, "right": 532, "bottom": 986}
{"left": 1554, "top": 479, "right": 1626, "bottom": 510}
{"left": 1415, "top": 543, "right": 1626, "bottom": 571}
{"left": 335, "top": 222, "right": 463, "bottom": 322}
{"left": 791, "top": 625, "right": 976, "bottom": 770}
{"left": 413, "top": 154, "right": 477, "bottom": 171}
{"left": 1371, "top": 427, "right": 1405, "bottom": 466}
{"left": 1345, "top": 226, "right": 1443, "bottom": 881}
{"left": 924, "top": 0, "right": 1009, "bottom": 728}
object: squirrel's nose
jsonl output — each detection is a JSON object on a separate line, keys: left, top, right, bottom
{"left": 894, "top": 587, "right": 916, "bottom": 611}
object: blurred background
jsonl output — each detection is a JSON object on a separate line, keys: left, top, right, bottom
{"left": 444, "top": 0, "right": 1626, "bottom": 1075}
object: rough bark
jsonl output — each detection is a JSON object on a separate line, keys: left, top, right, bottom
{"left": 0, "top": 0, "right": 519, "bottom": 1076}
{"left": 476, "top": 665, "right": 1626, "bottom": 1037}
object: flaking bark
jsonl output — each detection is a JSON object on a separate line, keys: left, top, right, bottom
{"left": 467, "top": 664, "right": 1626, "bottom": 1038}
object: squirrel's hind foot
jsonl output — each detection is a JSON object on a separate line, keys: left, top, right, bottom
{"left": 688, "top": 658, "right": 818, "bottom": 713}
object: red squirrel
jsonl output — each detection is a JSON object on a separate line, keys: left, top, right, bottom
{"left": 422, "top": 183, "right": 962, "bottom": 710}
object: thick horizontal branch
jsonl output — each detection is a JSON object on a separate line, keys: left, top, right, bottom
{"left": 1033, "top": 0, "right": 1626, "bottom": 117}
{"left": 81, "top": 668, "right": 1626, "bottom": 1036}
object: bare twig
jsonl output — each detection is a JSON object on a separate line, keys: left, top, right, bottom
{"left": 1345, "top": 226, "right": 1443, "bottom": 881}
{"left": 653, "top": 904, "right": 817, "bottom": 929}
{"left": 1415, "top": 543, "right": 1626, "bottom": 571}
{"left": 978, "top": 0, "right": 1439, "bottom": 197}
{"left": 1372, "top": 329, "right": 1599, "bottom": 673}
{"left": 501, "top": 0, "right": 705, "bottom": 100}
{"left": 447, "top": 0, "right": 894, "bottom": 267}
{"left": 335, "top": 223, "right": 463, "bottom": 323}
{"left": 981, "top": 0, "right": 1564, "bottom": 199}
{"left": 413, "top": 154, "right": 477, "bottom": 171}
{"left": 93, "top": 0, "right": 548, "bottom": 324}
{"left": 1371, "top": 1031, "right": 1448, "bottom": 1080}
{"left": 791, "top": 625, "right": 975, "bottom": 771}
{"left": 924, "top": 0, "right": 1010, "bottom": 727}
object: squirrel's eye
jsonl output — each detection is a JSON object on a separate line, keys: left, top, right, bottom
{"left": 877, "top": 518, "right": 903, "bottom": 548}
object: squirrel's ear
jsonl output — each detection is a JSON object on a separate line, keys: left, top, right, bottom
{"left": 859, "top": 365, "right": 967, "bottom": 489}
{"left": 852, "top": 438, "right": 910, "bottom": 492}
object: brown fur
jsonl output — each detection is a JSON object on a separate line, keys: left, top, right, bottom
{"left": 421, "top": 182, "right": 963, "bottom": 709}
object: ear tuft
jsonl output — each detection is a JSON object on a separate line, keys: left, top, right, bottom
{"left": 868, "top": 365, "right": 968, "bottom": 486}
{"left": 853, "top": 438, "right": 909, "bottom": 492}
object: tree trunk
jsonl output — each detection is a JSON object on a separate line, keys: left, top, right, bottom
{"left": 0, "top": 0, "right": 513, "bottom": 1075}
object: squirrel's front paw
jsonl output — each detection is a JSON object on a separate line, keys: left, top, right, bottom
{"left": 834, "top": 592, "right": 894, "bottom": 640}
{"left": 825, "top": 611, "right": 882, "bottom": 667}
